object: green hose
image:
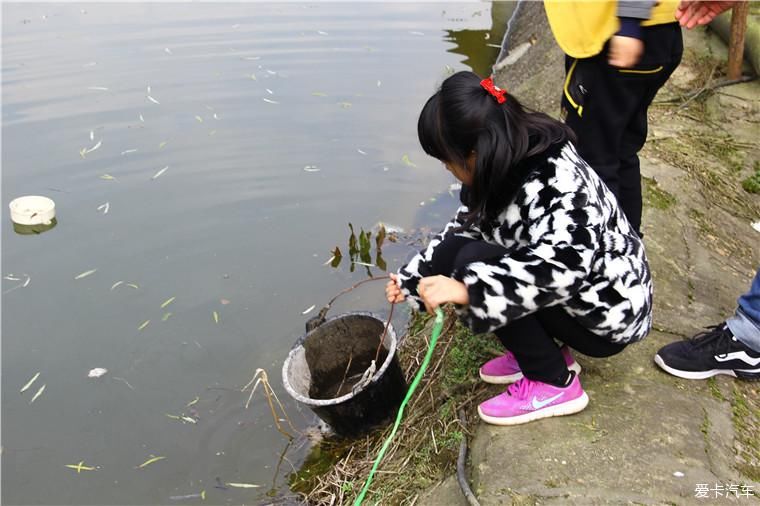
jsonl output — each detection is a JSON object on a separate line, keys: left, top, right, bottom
{"left": 354, "top": 307, "right": 445, "bottom": 506}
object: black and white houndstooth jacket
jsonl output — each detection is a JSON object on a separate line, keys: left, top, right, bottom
{"left": 397, "top": 142, "right": 653, "bottom": 344}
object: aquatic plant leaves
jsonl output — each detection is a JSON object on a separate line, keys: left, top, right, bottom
{"left": 375, "top": 224, "right": 386, "bottom": 249}
{"left": 330, "top": 247, "right": 342, "bottom": 268}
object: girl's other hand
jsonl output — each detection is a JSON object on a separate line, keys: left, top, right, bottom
{"left": 386, "top": 273, "right": 405, "bottom": 304}
{"left": 418, "top": 275, "right": 469, "bottom": 314}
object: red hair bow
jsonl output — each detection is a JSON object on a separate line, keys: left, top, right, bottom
{"left": 480, "top": 77, "right": 507, "bottom": 104}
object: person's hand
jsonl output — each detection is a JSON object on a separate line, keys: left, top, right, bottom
{"left": 418, "top": 275, "right": 469, "bottom": 314}
{"left": 675, "top": 1, "right": 736, "bottom": 29}
{"left": 608, "top": 35, "right": 644, "bottom": 68}
{"left": 386, "top": 273, "right": 405, "bottom": 304}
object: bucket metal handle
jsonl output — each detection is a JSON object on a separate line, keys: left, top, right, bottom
{"left": 304, "top": 276, "right": 388, "bottom": 332}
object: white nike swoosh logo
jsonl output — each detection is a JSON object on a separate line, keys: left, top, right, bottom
{"left": 714, "top": 352, "right": 760, "bottom": 366}
{"left": 531, "top": 392, "right": 564, "bottom": 409}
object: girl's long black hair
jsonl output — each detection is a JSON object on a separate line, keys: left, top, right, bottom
{"left": 418, "top": 71, "right": 575, "bottom": 228}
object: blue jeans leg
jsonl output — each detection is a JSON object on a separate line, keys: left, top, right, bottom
{"left": 726, "top": 268, "right": 760, "bottom": 353}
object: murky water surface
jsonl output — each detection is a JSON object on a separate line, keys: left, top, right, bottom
{"left": 1, "top": 3, "right": 511, "bottom": 504}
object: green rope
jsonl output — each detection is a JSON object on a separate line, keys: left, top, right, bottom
{"left": 354, "top": 307, "right": 445, "bottom": 506}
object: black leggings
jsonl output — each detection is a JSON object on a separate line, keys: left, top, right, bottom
{"left": 431, "top": 235, "right": 626, "bottom": 383}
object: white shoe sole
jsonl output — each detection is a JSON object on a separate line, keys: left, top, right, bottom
{"left": 479, "top": 361, "right": 582, "bottom": 385}
{"left": 654, "top": 354, "right": 739, "bottom": 380}
{"left": 477, "top": 392, "right": 589, "bottom": 426}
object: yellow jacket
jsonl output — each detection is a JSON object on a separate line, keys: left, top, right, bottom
{"left": 544, "top": 1, "right": 679, "bottom": 58}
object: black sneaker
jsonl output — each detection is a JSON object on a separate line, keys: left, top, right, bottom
{"left": 654, "top": 323, "right": 760, "bottom": 380}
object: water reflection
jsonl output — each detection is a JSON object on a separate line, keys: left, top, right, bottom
{"left": 444, "top": 1, "right": 515, "bottom": 77}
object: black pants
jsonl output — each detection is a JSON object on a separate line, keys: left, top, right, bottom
{"left": 561, "top": 23, "right": 683, "bottom": 235}
{"left": 431, "top": 235, "right": 626, "bottom": 383}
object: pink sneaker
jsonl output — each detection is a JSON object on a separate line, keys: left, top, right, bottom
{"left": 479, "top": 346, "right": 581, "bottom": 384}
{"left": 477, "top": 373, "right": 589, "bottom": 426}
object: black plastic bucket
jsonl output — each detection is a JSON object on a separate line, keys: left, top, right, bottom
{"left": 282, "top": 311, "right": 407, "bottom": 437}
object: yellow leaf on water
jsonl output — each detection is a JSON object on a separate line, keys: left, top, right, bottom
{"left": 136, "top": 455, "right": 165, "bottom": 469}
{"left": 311, "top": 91, "right": 327, "bottom": 97}
{"left": 126, "top": 283, "right": 139, "bottom": 289}
{"left": 162, "top": 312, "right": 172, "bottom": 322}
{"left": 158, "top": 141, "right": 168, "bottom": 149}
{"left": 402, "top": 154, "right": 417, "bottom": 167}
{"left": 138, "top": 320, "right": 150, "bottom": 331}
{"left": 74, "top": 269, "right": 97, "bottom": 280}
{"left": 160, "top": 296, "right": 175, "bottom": 309}
{"left": 100, "top": 174, "right": 116, "bottom": 181}
{"left": 20, "top": 372, "right": 40, "bottom": 393}
{"left": 213, "top": 311, "right": 219, "bottom": 324}
{"left": 226, "top": 482, "right": 261, "bottom": 489}
{"left": 195, "top": 115, "right": 203, "bottom": 123}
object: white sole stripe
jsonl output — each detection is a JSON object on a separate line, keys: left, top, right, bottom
{"left": 654, "top": 354, "right": 738, "bottom": 380}
{"left": 480, "top": 361, "right": 582, "bottom": 385}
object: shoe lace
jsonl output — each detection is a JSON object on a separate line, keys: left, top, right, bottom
{"left": 690, "top": 324, "right": 732, "bottom": 355}
{"left": 507, "top": 377, "right": 535, "bottom": 399}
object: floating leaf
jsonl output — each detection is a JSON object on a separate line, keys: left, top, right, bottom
{"left": 100, "top": 174, "right": 117, "bottom": 181}
{"left": 138, "top": 320, "right": 150, "bottom": 331}
{"left": 110, "top": 281, "right": 124, "bottom": 291}
{"left": 139, "top": 114, "right": 145, "bottom": 122}
{"left": 160, "top": 296, "right": 175, "bottom": 309}
{"left": 402, "top": 154, "right": 417, "bottom": 167}
{"left": 303, "top": 165, "right": 319, "bottom": 172}
{"left": 136, "top": 455, "right": 165, "bottom": 469}
{"left": 181, "top": 416, "right": 197, "bottom": 424}
{"left": 85, "top": 140, "right": 102, "bottom": 154}
{"left": 97, "top": 202, "right": 110, "bottom": 214}
{"left": 151, "top": 166, "right": 169, "bottom": 180}
{"left": 29, "top": 384, "right": 45, "bottom": 404}
{"left": 262, "top": 98, "right": 279, "bottom": 104}
{"left": 75, "top": 269, "right": 97, "bottom": 280}
{"left": 186, "top": 396, "right": 199, "bottom": 407}
{"left": 158, "top": 141, "right": 168, "bottom": 149}
{"left": 65, "top": 461, "right": 97, "bottom": 473}
{"left": 213, "top": 311, "right": 219, "bottom": 324}
{"left": 250, "top": 73, "right": 257, "bottom": 81}
{"left": 87, "top": 86, "right": 109, "bottom": 91}
{"left": 161, "top": 312, "right": 172, "bottom": 321}
{"left": 225, "top": 482, "right": 261, "bottom": 489}
{"left": 88, "top": 367, "right": 108, "bottom": 378}
{"left": 302, "top": 305, "right": 315, "bottom": 315}
{"left": 357, "top": 148, "right": 367, "bottom": 155}
{"left": 311, "top": 91, "right": 327, "bottom": 97}
{"left": 20, "top": 372, "right": 40, "bottom": 393}
{"left": 147, "top": 95, "right": 160, "bottom": 105}
{"left": 195, "top": 115, "right": 203, "bottom": 123}
{"left": 127, "top": 283, "right": 139, "bottom": 289}
{"left": 165, "top": 413, "right": 181, "bottom": 420}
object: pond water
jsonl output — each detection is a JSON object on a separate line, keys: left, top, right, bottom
{"left": 1, "top": 3, "right": 512, "bottom": 504}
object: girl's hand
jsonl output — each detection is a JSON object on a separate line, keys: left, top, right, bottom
{"left": 418, "top": 275, "right": 469, "bottom": 314}
{"left": 386, "top": 273, "right": 405, "bottom": 304}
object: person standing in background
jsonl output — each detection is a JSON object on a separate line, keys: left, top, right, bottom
{"left": 544, "top": 1, "right": 682, "bottom": 236}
